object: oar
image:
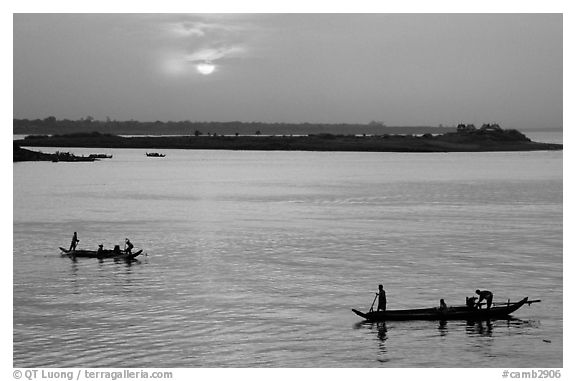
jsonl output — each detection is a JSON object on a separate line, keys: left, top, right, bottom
{"left": 369, "top": 293, "right": 378, "bottom": 313}
{"left": 491, "top": 299, "right": 542, "bottom": 305}
{"left": 484, "top": 299, "right": 542, "bottom": 306}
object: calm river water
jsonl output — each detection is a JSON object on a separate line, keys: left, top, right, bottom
{"left": 13, "top": 133, "right": 562, "bottom": 367}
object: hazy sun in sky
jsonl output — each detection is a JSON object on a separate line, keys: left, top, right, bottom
{"left": 196, "top": 62, "right": 216, "bottom": 75}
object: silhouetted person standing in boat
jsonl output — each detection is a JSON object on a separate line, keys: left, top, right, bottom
{"left": 475, "top": 289, "right": 493, "bottom": 309}
{"left": 69, "top": 232, "right": 79, "bottom": 251}
{"left": 377, "top": 284, "right": 387, "bottom": 312}
{"left": 439, "top": 299, "right": 448, "bottom": 312}
{"left": 125, "top": 238, "right": 134, "bottom": 254}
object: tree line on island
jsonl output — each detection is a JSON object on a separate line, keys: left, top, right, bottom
{"left": 14, "top": 117, "right": 455, "bottom": 137}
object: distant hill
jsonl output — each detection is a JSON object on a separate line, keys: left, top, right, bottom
{"left": 13, "top": 118, "right": 454, "bottom": 136}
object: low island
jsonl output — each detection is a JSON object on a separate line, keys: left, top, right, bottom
{"left": 14, "top": 124, "right": 561, "bottom": 158}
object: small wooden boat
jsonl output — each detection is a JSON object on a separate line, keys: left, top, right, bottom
{"left": 60, "top": 247, "right": 142, "bottom": 260}
{"left": 52, "top": 152, "right": 96, "bottom": 162}
{"left": 146, "top": 152, "right": 165, "bottom": 157}
{"left": 352, "top": 297, "right": 538, "bottom": 321}
{"left": 88, "top": 153, "right": 113, "bottom": 159}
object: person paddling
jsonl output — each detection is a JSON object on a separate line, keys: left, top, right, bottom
{"left": 475, "top": 289, "right": 494, "bottom": 309}
{"left": 377, "top": 284, "right": 387, "bottom": 312}
{"left": 69, "top": 232, "right": 79, "bottom": 251}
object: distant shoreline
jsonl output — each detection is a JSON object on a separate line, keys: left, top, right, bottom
{"left": 14, "top": 130, "right": 563, "bottom": 156}
{"left": 13, "top": 118, "right": 563, "bottom": 136}
{"left": 14, "top": 119, "right": 454, "bottom": 137}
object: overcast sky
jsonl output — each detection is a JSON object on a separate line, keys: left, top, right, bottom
{"left": 13, "top": 13, "right": 562, "bottom": 129}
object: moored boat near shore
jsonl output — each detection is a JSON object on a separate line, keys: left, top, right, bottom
{"left": 352, "top": 297, "right": 539, "bottom": 321}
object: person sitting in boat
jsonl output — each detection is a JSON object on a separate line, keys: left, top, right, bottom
{"left": 113, "top": 245, "right": 121, "bottom": 255}
{"left": 466, "top": 296, "right": 477, "bottom": 309}
{"left": 125, "top": 238, "right": 134, "bottom": 254}
{"left": 439, "top": 299, "right": 448, "bottom": 313}
{"left": 69, "top": 232, "right": 79, "bottom": 251}
{"left": 97, "top": 244, "right": 104, "bottom": 257}
{"left": 377, "top": 284, "right": 387, "bottom": 312}
{"left": 475, "top": 289, "right": 494, "bottom": 309}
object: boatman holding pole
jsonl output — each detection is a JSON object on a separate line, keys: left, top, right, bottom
{"left": 69, "top": 232, "right": 79, "bottom": 251}
{"left": 377, "top": 284, "right": 387, "bottom": 312}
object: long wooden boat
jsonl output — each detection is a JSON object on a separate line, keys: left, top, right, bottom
{"left": 60, "top": 247, "right": 142, "bottom": 260}
{"left": 352, "top": 297, "right": 535, "bottom": 321}
{"left": 88, "top": 153, "right": 113, "bottom": 159}
{"left": 52, "top": 152, "right": 96, "bottom": 162}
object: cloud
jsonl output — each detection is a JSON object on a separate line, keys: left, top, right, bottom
{"left": 167, "top": 21, "right": 239, "bottom": 38}
{"left": 185, "top": 45, "right": 247, "bottom": 63}
{"left": 163, "top": 15, "right": 253, "bottom": 38}
{"left": 168, "top": 22, "right": 207, "bottom": 37}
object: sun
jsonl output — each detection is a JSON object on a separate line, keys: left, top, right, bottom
{"left": 196, "top": 62, "right": 216, "bottom": 75}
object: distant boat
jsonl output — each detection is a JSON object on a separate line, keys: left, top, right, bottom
{"left": 88, "top": 153, "right": 113, "bottom": 159}
{"left": 52, "top": 152, "right": 96, "bottom": 162}
{"left": 146, "top": 152, "right": 166, "bottom": 157}
{"left": 352, "top": 297, "right": 539, "bottom": 321}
